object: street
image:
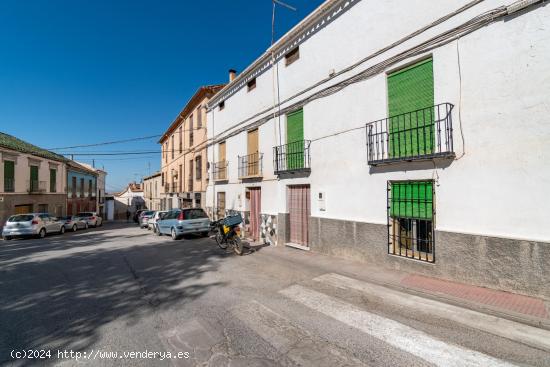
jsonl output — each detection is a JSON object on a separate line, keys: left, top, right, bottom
{"left": 1, "top": 223, "right": 549, "bottom": 367}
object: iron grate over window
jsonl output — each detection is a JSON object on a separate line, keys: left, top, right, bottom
{"left": 212, "top": 161, "right": 228, "bottom": 181}
{"left": 366, "top": 103, "right": 455, "bottom": 165}
{"left": 387, "top": 180, "right": 435, "bottom": 263}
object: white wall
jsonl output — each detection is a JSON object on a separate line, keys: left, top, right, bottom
{"left": 207, "top": 0, "right": 550, "bottom": 242}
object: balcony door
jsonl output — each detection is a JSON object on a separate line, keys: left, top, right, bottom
{"left": 30, "top": 165, "right": 39, "bottom": 191}
{"left": 247, "top": 129, "right": 259, "bottom": 176}
{"left": 286, "top": 109, "right": 304, "bottom": 170}
{"left": 387, "top": 58, "right": 434, "bottom": 158}
{"left": 218, "top": 142, "right": 226, "bottom": 180}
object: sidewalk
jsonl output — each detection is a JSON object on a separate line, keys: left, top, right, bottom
{"left": 263, "top": 242, "right": 550, "bottom": 330}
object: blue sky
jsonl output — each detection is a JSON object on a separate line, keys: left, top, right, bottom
{"left": 0, "top": 0, "right": 324, "bottom": 192}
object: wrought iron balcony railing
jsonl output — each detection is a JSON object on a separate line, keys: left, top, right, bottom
{"left": 170, "top": 182, "right": 179, "bottom": 193}
{"left": 188, "top": 178, "right": 193, "bottom": 192}
{"left": 27, "top": 180, "right": 47, "bottom": 193}
{"left": 212, "top": 161, "right": 228, "bottom": 181}
{"left": 164, "top": 183, "right": 170, "bottom": 193}
{"left": 366, "top": 103, "right": 455, "bottom": 166}
{"left": 238, "top": 152, "right": 263, "bottom": 179}
{"left": 3, "top": 178, "right": 15, "bottom": 192}
{"left": 273, "top": 140, "right": 311, "bottom": 175}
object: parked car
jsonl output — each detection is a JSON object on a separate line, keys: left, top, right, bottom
{"left": 149, "top": 211, "right": 168, "bottom": 233}
{"left": 59, "top": 215, "right": 88, "bottom": 232}
{"left": 2, "top": 213, "right": 65, "bottom": 240}
{"left": 76, "top": 212, "right": 103, "bottom": 227}
{"left": 139, "top": 210, "right": 156, "bottom": 229}
{"left": 133, "top": 209, "right": 145, "bottom": 223}
{"left": 157, "top": 208, "right": 211, "bottom": 240}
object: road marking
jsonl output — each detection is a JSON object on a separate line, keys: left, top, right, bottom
{"left": 314, "top": 273, "right": 550, "bottom": 353}
{"left": 233, "top": 301, "right": 366, "bottom": 366}
{"left": 280, "top": 284, "right": 518, "bottom": 367}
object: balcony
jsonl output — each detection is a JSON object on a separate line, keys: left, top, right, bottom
{"left": 366, "top": 103, "right": 455, "bottom": 166}
{"left": 212, "top": 161, "right": 228, "bottom": 182}
{"left": 188, "top": 178, "right": 194, "bottom": 192}
{"left": 170, "top": 182, "right": 179, "bottom": 193}
{"left": 238, "top": 152, "right": 263, "bottom": 179}
{"left": 27, "top": 180, "right": 47, "bottom": 194}
{"left": 3, "top": 178, "right": 15, "bottom": 192}
{"left": 164, "top": 183, "right": 170, "bottom": 194}
{"left": 273, "top": 140, "right": 311, "bottom": 175}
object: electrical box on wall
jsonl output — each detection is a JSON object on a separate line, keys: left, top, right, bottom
{"left": 318, "top": 191, "right": 326, "bottom": 212}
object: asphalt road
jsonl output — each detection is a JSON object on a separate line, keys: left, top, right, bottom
{"left": 0, "top": 223, "right": 549, "bottom": 366}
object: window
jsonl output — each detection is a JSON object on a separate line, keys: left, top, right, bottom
{"left": 189, "top": 114, "right": 194, "bottom": 147}
{"left": 161, "top": 172, "right": 164, "bottom": 186}
{"left": 30, "top": 165, "right": 39, "bottom": 191}
{"left": 388, "top": 180, "right": 434, "bottom": 263}
{"left": 165, "top": 142, "right": 168, "bottom": 163}
{"left": 387, "top": 57, "right": 434, "bottom": 158}
{"left": 4, "top": 160, "right": 15, "bottom": 192}
{"left": 196, "top": 106, "right": 202, "bottom": 128}
{"left": 179, "top": 164, "right": 183, "bottom": 192}
{"left": 195, "top": 156, "right": 202, "bottom": 180}
{"left": 72, "top": 177, "right": 77, "bottom": 197}
{"left": 247, "top": 78, "right": 256, "bottom": 92}
{"left": 80, "top": 178, "right": 85, "bottom": 197}
{"left": 88, "top": 179, "right": 93, "bottom": 197}
{"left": 38, "top": 204, "right": 49, "bottom": 214}
{"left": 218, "top": 101, "right": 225, "bottom": 111}
{"left": 285, "top": 47, "right": 300, "bottom": 66}
{"left": 171, "top": 135, "right": 175, "bottom": 159}
{"left": 49, "top": 169, "right": 56, "bottom": 193}
{"left": 179, "top": 126, "right": 183, "bottom": 153}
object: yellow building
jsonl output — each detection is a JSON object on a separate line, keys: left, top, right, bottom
{"left": 159, "top": 85, "right": 224, "bottom": 210}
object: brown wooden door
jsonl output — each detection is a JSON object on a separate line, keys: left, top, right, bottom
{"left": 249, "top": 188, "right": 261, "bottom": 241}
{"left": 247, "top": 129, "right": 259, "bottom": 176}
{"left": 219, "top": 142, "right": 226, "bottom": 179}
{"left": 288, "top": 185, "right": 310, "bottom": 246}
{"left": 217, "top": 192, "right": 225, "bottom": 219}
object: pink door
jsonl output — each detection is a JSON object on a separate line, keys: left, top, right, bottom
{"left": 288, "top": 185, "right": 310, "bottom": 246}
{"left": 249, "top": 188, "right": 261, "bottom": 241}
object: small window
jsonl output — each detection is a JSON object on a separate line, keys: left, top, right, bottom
{"left": 218, "top": 101, "right": 225, "bottom": 111}
{"left": 285, "top": 47, "right": 300, "bottom": 66}
{"left": 247, "top": 78, "right": 256, "bottom": 92}
{"left": 388, "top": 180, "right": 434, "bottom": 263}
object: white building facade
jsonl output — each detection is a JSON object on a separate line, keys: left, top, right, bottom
{"left": 206, "top": 0, "right": 550, "bottom": 298}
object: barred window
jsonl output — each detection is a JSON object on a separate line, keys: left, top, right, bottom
{"left": 388, "top": 180, "right": 434, "bottom": 263}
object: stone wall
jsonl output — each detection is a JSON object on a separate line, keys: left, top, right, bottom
{"left": 0, "top": 194, "right": 67, "bottom": 228}
{"left": 307, "top": 216, "right": 550, "bottom": 299}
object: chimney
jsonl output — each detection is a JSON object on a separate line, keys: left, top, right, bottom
{"left": 229, "top": 69, "right": 237, "bottom": 82}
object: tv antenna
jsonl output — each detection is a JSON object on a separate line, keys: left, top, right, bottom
{"left": 272, "top": 0, "right": 297, "bottom": 45}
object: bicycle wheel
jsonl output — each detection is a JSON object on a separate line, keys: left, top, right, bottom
{"left": 216, "top": 232, "right": 228, "bottom": 250}
{"left": 231, "top": 236, "right": 244, "bottom": 256}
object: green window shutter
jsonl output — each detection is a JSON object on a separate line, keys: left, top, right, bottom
{"left": 391, "top": 181, "right": 433, "bottom": 220}
{"left": 30, "top": 165, "right": 39, "bottom": 192}
{"left": 387, "top": 58, "right": 434, "bottom": 157}
{"left": 50, "top": 169, "right": 57, "bottom": 192}
{"left": 286, "top": 109, "right": 304, "bottom": 170}
{"left": 4, "top": 161, "right": 15, "bottom": 191}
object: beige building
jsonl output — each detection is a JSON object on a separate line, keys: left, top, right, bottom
{"left": 0, "top": 132, "right": 68, "bottom": 226}
{"left": 143, "top": 172, "right": 162, "bottom": 211}
{"left": 159, "top": 85, "right": 224, "bottom": 210}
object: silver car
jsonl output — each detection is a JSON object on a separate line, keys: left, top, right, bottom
{"left": 59, "top": 216, "right": 89, "bottom": 232}
{"left": 76, "top": 212, "right": 103, "bottom": 227}
{"left": 139, "top": 210, "right": 156, "bottom": 229}
{"left": 157, "top": 208, "right": 211, "bottom": 240}
{"left": 2, "top": 213, "right": 65, "bottom": 240}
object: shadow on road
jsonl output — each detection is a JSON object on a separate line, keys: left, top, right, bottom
{"left": 0, "top": 224, "right": 230, "bottom": 365}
